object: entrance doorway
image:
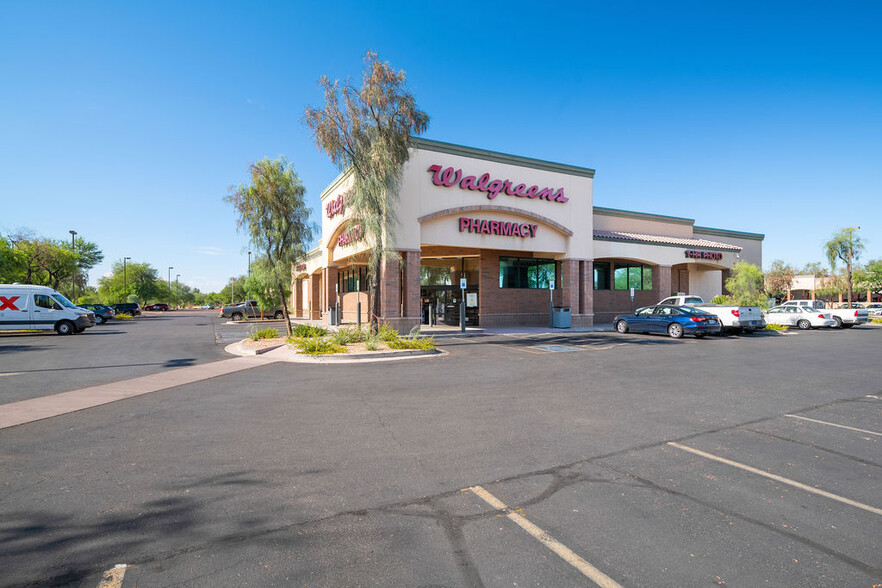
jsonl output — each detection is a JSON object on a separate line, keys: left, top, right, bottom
{"left": 420, "top": 255, "right": 480, "bottom": 326}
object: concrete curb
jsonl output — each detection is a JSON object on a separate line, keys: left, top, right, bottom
{"left": 225, "top": 341, "right": 445, "bottom": 363}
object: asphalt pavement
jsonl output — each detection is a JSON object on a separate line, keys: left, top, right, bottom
{"left": 0, "top": 315, "right": 880, "bottom": 587}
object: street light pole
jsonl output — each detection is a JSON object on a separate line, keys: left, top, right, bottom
{"left": 69, "top": 230, "right": 77, "bottom": 301}
{"left": 248, "top": 251, "right": 252, "bottom": 277}
{"left": 176, "top": 274, "right": 180, "bottom": 309}
{"left": 168, "top": 266, "right": 173, "bottom": 307}
{"left": 123, "top": 257, "right": 131, "bottom": 303}
{"left": 844, "top": 226, "right": 861, "bottom": 307}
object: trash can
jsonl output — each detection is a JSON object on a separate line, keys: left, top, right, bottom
{"left": 552, "top": 306, "right": 571, "bottom": 328}
{"left": 328, "top": 306, "right": 339, "bottom": 326}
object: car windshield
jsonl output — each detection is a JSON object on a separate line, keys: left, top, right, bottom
{"left": 52, "top": 293, "right": 78, "bottom": 309}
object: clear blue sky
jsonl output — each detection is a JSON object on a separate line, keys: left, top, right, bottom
{"left": 2, "top": 1, "right": 880, "bottom": 293}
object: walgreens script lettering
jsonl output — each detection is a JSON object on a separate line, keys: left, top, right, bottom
{"left": 427, "top": 165, "right": 568, "bottom": 204}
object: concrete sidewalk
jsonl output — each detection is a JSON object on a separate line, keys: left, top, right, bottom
{"left": 0, "top": 356, "right": 273, "bottom": 430}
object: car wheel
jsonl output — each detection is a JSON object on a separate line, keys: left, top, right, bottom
{"left": 797, "top": 319, "right": 811, "bottom": 330}
{"left": 667, "top": 323, "right": 684, "bottom": 339}
{"left": 832, "top": 316, "right": 843, "bottom": 328}
{"left": 231, "top": 312, "right": 244, "bottom": 322}
{"left": 95, "top": 315, "right": 105, "bottom": 324}
{"left": 274, "top": 311, "right": 284, "bottom": 319}
{"left": 55, "top": 320, "right": 75, "bottom": 335}
{"left": 616, "top": 320, "right": 629, "bottom": 334}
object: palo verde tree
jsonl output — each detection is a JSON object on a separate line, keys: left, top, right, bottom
{"left": 725, "top": 261, "right": 766, "bottom": 307}
{"left": 824, "top": 227, "right": 864, "bottom": 307}
{"left": 225, "top": 158, "right": 314, "bottom": 337}
{"left": 244, "top": 257, "right": 291, "bottom": 317}
{"left": 305, "top": 51, "right": 429, "bottom": 332}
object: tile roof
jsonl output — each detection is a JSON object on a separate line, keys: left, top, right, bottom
{"left": 593, "top": 229, "right": 743, "bottom": 251}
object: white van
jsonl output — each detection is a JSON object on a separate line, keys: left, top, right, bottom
{"left": 0, "top": 284, "right": 95, "bottom": 335}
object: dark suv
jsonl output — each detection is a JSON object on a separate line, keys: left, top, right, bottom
{"left": 78, "top": 304, "right": 115, "bottom": 324}
{"left": 111, "top": 302, "right": 142, "bottom": 316}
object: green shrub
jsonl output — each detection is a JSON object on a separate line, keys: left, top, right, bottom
{"left": 364, "top": 331, "right": 380, "bottom": 351}
{"left": 332, "top": 326, "right": 366, "bottom": 345}
{"left": 292, "top": 324, "right": 327, "bottom": 338}
{"left": 764, "top": 323, "right": 789, "bottom": 331}
{"left": 291, "top": 336, "right": 347, "bottom": 355}
{"left": 387, "top": 337, "right": 436, "bottom": 350}
{"left": 872, "top": 318, "right": 882, "bottom": 324}
{"left": 115, "top": 313, "right": 134, "bottom": 320}
{"left": 711, "top": 295, "right": 736, "bottom": 305}
{"left": 250, "top": 327, "right": 279, "bottom": 341}
{"left": 377, "top": 323, "right": 400, "bottom": 342}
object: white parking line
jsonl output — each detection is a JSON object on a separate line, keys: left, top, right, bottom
{"left": 785, "top": 414, "right": 882, "bottom": 437}
{"left": 469, "top": 485, "right": 622, "bottom": 588}
{"left": 668, "top": 442, "right": 882, "bottom": 516}
{"left": 97, "top": 564, "right": 126, "bottom": 587}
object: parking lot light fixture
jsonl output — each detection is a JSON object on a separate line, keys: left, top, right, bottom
{"left": 69, "top": 230, "right": 77, "bottom": 301}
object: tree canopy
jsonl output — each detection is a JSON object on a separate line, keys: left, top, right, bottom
{"left": 725, "top": 261, "right": 766, "bottom": 307}
{"left": 225, "top": 157, "right": 314, "bottom": 336}
{"left": 1, "top": 230, "right": 103, "bottom": 299}
{"left": 305, "top": 50, "right": 429, "bottom": 331}
{"left": 764, "top": 259, "right": 796, "bottom": 300}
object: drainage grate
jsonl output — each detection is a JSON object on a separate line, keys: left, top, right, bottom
{"left": 531, "top": 344, "right": 582, "bottom": 352}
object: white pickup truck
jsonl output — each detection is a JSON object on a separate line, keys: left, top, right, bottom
{"left": 657, "top": 295, "right": 765, "bottom": 334}
{"left": 780, "top": 300, "right": 869, "bottom": 328}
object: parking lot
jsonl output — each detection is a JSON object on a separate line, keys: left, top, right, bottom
{"left": 0, "top": 314, "right": 880, "bottom": 586}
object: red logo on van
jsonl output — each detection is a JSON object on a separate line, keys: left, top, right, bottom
{"left": 0, "top": 296, "right": 21, "bottom": 311}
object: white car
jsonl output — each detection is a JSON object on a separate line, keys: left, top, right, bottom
{"left": 866, "top": 303, "right": 882, "bottom": 317}
{"left": 764, "top": 306, "right": 836, "bottom": 330}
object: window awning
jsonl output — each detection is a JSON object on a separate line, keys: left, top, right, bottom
{"left": 593, "top": 230, "right": 742, "bottom": 251}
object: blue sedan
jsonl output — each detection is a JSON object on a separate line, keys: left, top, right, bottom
{"left": 614, "top": 305, "right": 722, "bottom": 339}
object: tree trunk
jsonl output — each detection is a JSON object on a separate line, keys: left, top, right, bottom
{"left": 369, "top": 255, "right": 382, "bottom": 334}
{"left": 277, "top": 281, "right": 292, "bottom": 337}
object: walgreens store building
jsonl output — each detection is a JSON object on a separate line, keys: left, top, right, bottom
{"left": 293, "top": 138, "right": 763, "bottom": 331}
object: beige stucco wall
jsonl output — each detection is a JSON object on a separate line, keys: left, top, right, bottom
{"left": 400, "top": 145, "right": 594, "bottom": 259}
{"left": 594, "top": 209, "right": 694, "bottom": 238}
{"left": 693, "top": 227, "right": 763, "bottom": 268}
{"left": 593, "top": 240, "right": 740, "bottom": 268}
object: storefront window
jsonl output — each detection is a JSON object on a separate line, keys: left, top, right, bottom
{"left": 499, "top": 257, "right": 556, "bottom": 289}
{"left": 594, "top": 262, "right": 610, "bottom": 290}
{"left": 614, "top": 264, "right": 653, "bottom": 290}
{"left": 341, "top": 267, "right": 367, "bottom": 293}
{"left": 420, "top": 266, "right": 452, "bottom": 286}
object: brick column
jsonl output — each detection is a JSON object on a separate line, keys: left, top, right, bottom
{"left": 560, "top": 259, "right": 579, "bottom": 311}
{"left": 656, "top": 265, "right": 672, "bottom": 301}
{"left": 309, "top": 274, "right": 322, "bottom": 320}
{"left": 380, "top": 255, "right": 401, "bottom": 319}
{"left": 293, "top": 277, "right": 303, "bottom": 318}
{"left": 402, "top": 250, "right": 421, "bottom": 319}
{"left": 581, "top": 260, "right": 594, "bottom": 326}
{"left": 323, "top": 266, "right": 338, "bottom": 321}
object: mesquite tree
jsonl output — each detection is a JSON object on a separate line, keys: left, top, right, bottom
{"left": 305, "top": 51, "right": 429, "bottom": 332}
{"left": 226, "top": 158, "right": 314, "bottom": 336}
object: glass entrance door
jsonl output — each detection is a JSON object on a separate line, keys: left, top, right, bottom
{"left": 420, "top": 255, "right": 479, "bottom": 326}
